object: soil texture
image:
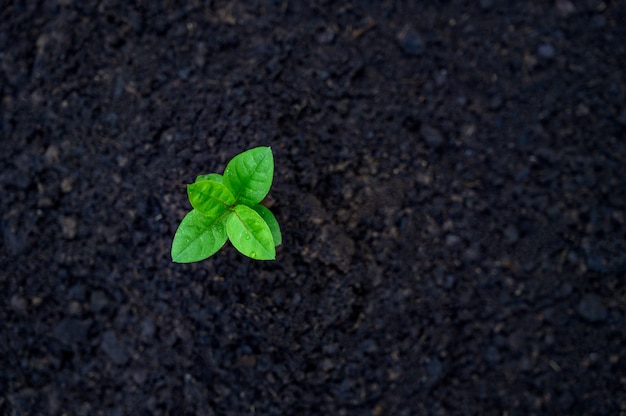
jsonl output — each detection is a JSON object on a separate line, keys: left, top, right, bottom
{"left": 1, "top": 1, "right": 625, "bottom": 415}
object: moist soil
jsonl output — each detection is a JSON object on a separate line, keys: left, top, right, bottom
{"left": 1, "top": 2, "right": 625, "bottom": 415}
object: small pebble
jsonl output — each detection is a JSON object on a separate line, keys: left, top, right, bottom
{"left": 590, "top": 14, "right": 606, "bottom": 28}
{"left": 577, "top": 294, "right": 608, "bottom": 323}
{"left": 140, "top": 318, "right": 156, "bottom": 342}
{"left": 485, "top": 346, "right": 500, "bottom": 363}
{"left": 397, "top": 25, "right": 425, "bottom": 56}
{"left": 66, "top": 301, "right": 82, "bottom": 318}
{"left": 90, "top": 291, "right": 108, "bottom": 313}
{"left": 60, "top": 176, "right": 74, "bottom": 193}
{"left": 488, "top": 95, "right": 504, "bottom": 110}
{"left": 420, "top": 124, "right": 444, "bottom": 148}
{"left": 538, "top": 43, "right": 555, "bottom": 59}
{"left": 44, "top": 145, "right": 60, "bottom": 163}
{"left": 445, "top": 234, "right": 462, "bottom": 247}
{"left": 479, "top": 0, "right": 493, "bottom": 10}
{"left": 503, "top": 225, "right": 519, "bottom": 244}
{"left": 60, "top": 216, "right": 77, "bottom": 239}
{"left": 426, "top": 357, "right": 443, "bottom": 381}
{"left": 316, "top": 26, "right": 336, "bottom": 44}
{"left": 555, "top": 0, "right": 576, "bottom": 17}
{"left": 10, "top": 295, "right": 27, "bottom": 313}
{"left": 101, "top": 330, "right": 129, "bottom": 365}
{"left": 53, "top": 318, "right": 89, "bottom": 345}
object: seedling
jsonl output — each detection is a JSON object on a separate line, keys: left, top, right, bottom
{"left": 171, "top": 146, "right": 282, "bottom": 262}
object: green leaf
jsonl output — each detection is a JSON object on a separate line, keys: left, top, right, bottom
{"left": 171, "top": 209, "right": 229, "bottom": 263}
{"left": 172, "top": 147, "right": 281, "bottom": 263}
{"left": 224, "top": 146, "right": 274, "bottom": 205}
{"left": 187, "top": 180, "right": 235, "bottom": 217}
{"left": 226, "top": 205, "right": 276, "bottom": 260}
{"left": 251, "top": 204, "right": 282, "bottom": 247}
{"left": 195, "top": 173, "right": 224, "bottom": 184}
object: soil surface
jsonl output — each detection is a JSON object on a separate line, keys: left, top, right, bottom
{"left": 2, "top": 2, "right": 625, "bottom": 415}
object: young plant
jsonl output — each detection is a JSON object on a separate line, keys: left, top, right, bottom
{"left": 171, "top": 146, "right": 282, "bottom": 263}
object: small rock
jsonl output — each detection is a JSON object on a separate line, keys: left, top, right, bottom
{"left": 420, "top": 124, "right": 444, "bottom": 148}
{"left": 60, "top": 216, "right": 77, "bottom": 239}
{"left": 67, "top": 284, "right": 86, "bottom": 300}
{"left": 586, "top": 251, "right": 608, "bottom": 273}
{"left": 101, "top": 330, "right": 129, "bottom": 365}
{"left": 538, "top": 43, "right": 555, "bottom": 59}
{"left": 130, "top": 368, "right": 147, "bottom": 384}
{"left": 577, "top": 294, "right": 608, "bottom": 323}
{"left": 426, "top": 357, "right": 443, "bottom": 381}
{"left": 67, "top": 300, "right": 82, "bottom": 316}
{"left": 361, "top": 339, "right": 378, "bottom": 353}
{"left": 238, "top": 354, "right": 257, "bottom": 367}
{"left": 590, "top": 14, "right": 606, "bottom": 28}
{"left": 445, "top": 234, "right": 462, "bottom": 247}
{"left": 397, "top": 25, "right": 425, "bottom": 56}
{"left": 60, "top": 176, "right": 74, "bottom": 193}
{"left": 558, "top": 283, "right": 573, "bottom": 298}
{"left": 503, "top": 225, "right": 519, "bottom": 244}
{"left": 44, "top": 145, "right": 60, "bottom": 163}
{"left": 488, "top": 95, "right": 504, "bottom": 110}
{"left": 555, "top": 0, "right": 576, "bottom": 18}
{"left": 140, "top": 318, "right": 156, "bottom": 342}
{"left": 315, "top": 25, "right": 336, "bottom": 44}
{"left": 519, "top": 355, "right": 532, "bottom": 371}
{"left": 485, "top": 345, "right": 500, "bottom": 363}
{"left": 322, "top": 343, "right": 339, "bottom": 355}
{"left": 3, "top": 219, "right": 27, "bottom": 256}
{"left": 53, "top": 318, "right": 89, "bottom": 345}
{"left": 320, "top": 358, "right": 335, "bottom": 372}
{"left": 10, "top": 295, "right": 27, "bottom": 313}
{"left": 463, "top": 245, "right": 481, "bottom": 262}
{"left": 480, "top": 0, "right": 493, "bottom": 10}
{"left": 315, "top": 223, "right": 355, "bottom": 273}
{"left": 508, "top": 331, "right": 525, "bottom": 351}
{"left": 575, "top": 103, "right": 590, "bottom": 116}
{"left": 435, "top": 273, "right": 455, "bottom": 290}
{"left": 90, "top": 291, "right": 108, "bottom": 313}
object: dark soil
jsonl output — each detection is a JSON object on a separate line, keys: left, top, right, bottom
{"left": 2, "top": 2, "right": 625, "bottom": 415}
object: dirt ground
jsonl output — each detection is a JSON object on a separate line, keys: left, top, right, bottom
{"left": 1, "top": 1, "right": 625, "bottom": 415}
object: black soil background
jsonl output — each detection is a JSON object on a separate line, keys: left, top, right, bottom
{"left": 2, "top": 2, "right": 625, "bottom": 415}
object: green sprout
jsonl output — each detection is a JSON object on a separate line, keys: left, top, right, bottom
{"left": 171, "top": 146, "right": 282, "bottom": 262}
